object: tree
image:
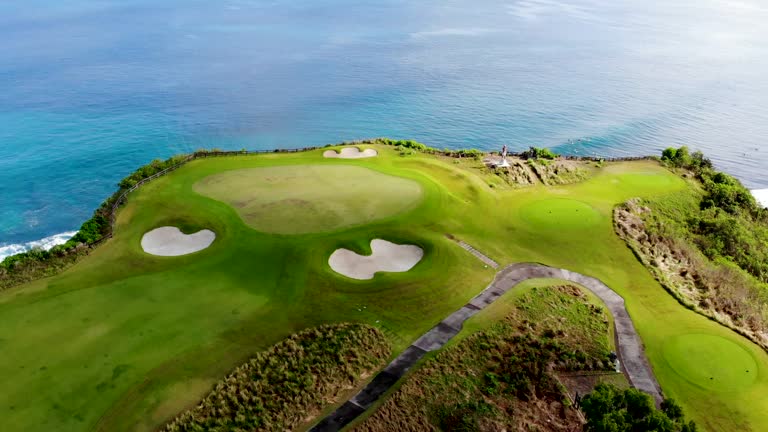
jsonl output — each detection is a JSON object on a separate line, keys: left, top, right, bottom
{"left": 581, "top": 384, "right": 696, "bottom": 432}
{"left": 661, "top": 399, "right": 684, "bottom": 421}
{"left": 661, "top": 146, "right": 691, "bottom": 168}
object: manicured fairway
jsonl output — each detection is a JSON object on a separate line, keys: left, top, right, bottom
{"left": 518, "top": 198, "right": 601, "bottom": 230}
{"left": 1, "top": 146, "right": 767, "bottom": 432}
{"left": 662, "top": 333, "right": 758, "bottom": 391}
{"left": 194, "top": 164, "right": 423, "bottom": 234}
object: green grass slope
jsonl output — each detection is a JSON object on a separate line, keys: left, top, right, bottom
{"left": 0, "top": 145, "right": 766, "bottom": 432}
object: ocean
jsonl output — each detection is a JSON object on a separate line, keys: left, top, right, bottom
{"left": 1, "top": 0, "right": 767, "bottom": 259}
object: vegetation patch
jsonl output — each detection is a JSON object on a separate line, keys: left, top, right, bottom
{"left": 491, "top": 159, "right": 537, "bottom": 187}
{"left": 527, "top": 159, "right": 590, "bottom": 185}
{"left": 660, "top": 146, "right": 768, "bottom": 281}
{"left": 615, "top": 146, "right": 768, "bottom": 351}
{"left": 522, "top": 146, "right": 560, "bottom": 160}
{"left": 355, "top": 284, "right": 614, "bottom": 432}
{"left": 615, "top": 199, "right": 768, "bottom": 349}
{"left": 193, "top": 165, "right": 423, "bottom": 234}
{"left": 163, "top": 323, "right": 390, "bottom": 431}
{"left": 581, "top": 383, "right": 697, "bottom": 432}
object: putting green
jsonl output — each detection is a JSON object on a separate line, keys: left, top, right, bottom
{"left": 663, "top": 334, "right": 758, "bottom": 391}
{"left": 519, "top": 198, "right": 600, "bottom": 230}
{"left": 193, "top": 165, "right": 423, "bottom": 234}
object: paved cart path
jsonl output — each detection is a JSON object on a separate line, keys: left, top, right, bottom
{"left": 310, "top": 259, "right": 663, "bottom": 431}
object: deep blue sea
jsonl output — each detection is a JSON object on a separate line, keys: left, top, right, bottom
{"left": 2, "top": 0, "right": 768, "bottom": 258}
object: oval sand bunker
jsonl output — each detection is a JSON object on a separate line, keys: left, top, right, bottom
{"left": 323, "top": 147, "right": 378, "bottom": 159}
{"left": 141, "top": 227, "right": 215, "bottom": 256}
{"left": 329, "top": 239, "right": 423, "bottom": 280}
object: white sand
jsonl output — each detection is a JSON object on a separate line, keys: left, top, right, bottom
{"left": 323, "top": 147, "right": 378, "bottom": 159}
{"left": 328, "top": 239, "right": 423, "bottom": 280}
{"left": 752, "top": 189, "right": 768, "bottom": 208}
{"left": 141, "top": 227, "right": 215, "bottom": 256}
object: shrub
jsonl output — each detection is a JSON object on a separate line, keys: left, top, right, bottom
{"left": 163, "top": 323, "right": 390, "bottom": 432}
{"left": 581, "top": 383, "right": 697, "bottom": 432}
{"left": 523, "top": 146, "right": 559, "bottom": 160}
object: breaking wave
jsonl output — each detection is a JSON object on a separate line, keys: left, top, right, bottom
{"left": 0, "top": 231, "right": 78, "bottom": 262}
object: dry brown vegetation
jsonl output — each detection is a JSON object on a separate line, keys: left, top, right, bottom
{"left": 527, "top": 160, "right": 590, "bottom": 186}
{"left": 484, "top": 157, "right": 591, "bottom": 188}
{"left": 162, "top": 323, "right": 390, "bottom": 432}
{"left": 491, "top": 159, "right": 537, "bottom": 186}
{"left": 355, "top": 285, "right": 613, "bottom": 432}
{"left": 615, "top": 199, "right": 768, "bottom": 350}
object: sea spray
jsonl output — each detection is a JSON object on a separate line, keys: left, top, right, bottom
{"left": 752, "top": 190, "right": 768, "bottom": 209}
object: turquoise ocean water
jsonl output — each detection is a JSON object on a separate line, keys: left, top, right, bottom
{"left": 1, "top": 0, "right": 767, "bottom": 257}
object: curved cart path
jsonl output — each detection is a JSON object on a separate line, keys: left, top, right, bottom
{"left": 310, "top": 262, "right": 663, "bottom": 431}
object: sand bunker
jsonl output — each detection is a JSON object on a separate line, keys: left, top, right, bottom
{"left": 752, "top": 189, "right": 768, "bottom": 208}
{"left": 329, "top": 239, "right": 423, "bottom": 280}
{"left": 141, "top": 227, "right": 215, "bottom": 256}
{"left": 323, "top": 147, "right": 378, "bottom": 159}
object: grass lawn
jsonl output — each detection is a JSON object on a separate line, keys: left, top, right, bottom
{"left": 193, "top": 164, "right": 423, "bottom": 234}
{"left": 0, "top": 145, "right": 767, "bottom": 431}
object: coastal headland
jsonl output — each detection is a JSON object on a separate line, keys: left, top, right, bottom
{"left": 0, "top": 140, "right": 766, "bottom": 432}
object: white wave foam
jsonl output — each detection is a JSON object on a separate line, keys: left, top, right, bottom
{"left": 752, "top": 189, "right": 768, "bottom": 208}
{"left": 0, "top": 231, "right": 78, "bottom": 262}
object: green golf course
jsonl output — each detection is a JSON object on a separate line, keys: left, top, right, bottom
{"left": 0, "top": 144, "right": 766, "bottom": 432}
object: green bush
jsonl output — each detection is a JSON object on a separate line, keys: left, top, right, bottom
{"left": 523, "top": 146, "right": 559, "bottom": 160}
{"left": 581, "top": 383, "right": 697, "bottom": 432}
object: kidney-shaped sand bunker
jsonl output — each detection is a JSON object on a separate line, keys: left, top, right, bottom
{"left": 141, "top": 226, "right": 216, "bottom": 256}
{"left": 329, "top": 239, "right": 423, "bottom": 280}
